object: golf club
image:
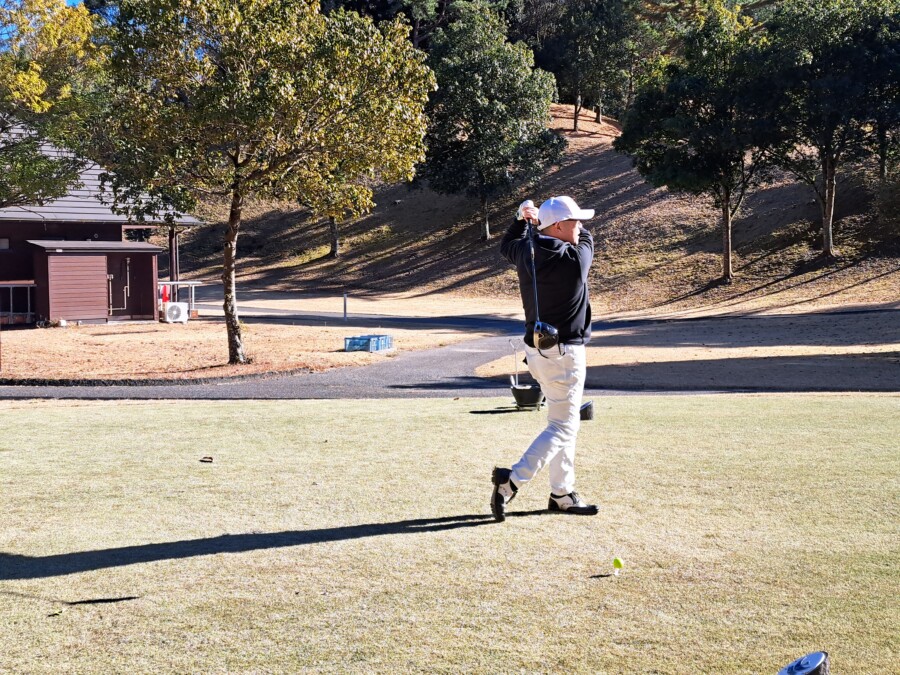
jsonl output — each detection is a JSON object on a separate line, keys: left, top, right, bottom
{"left": 522, "top": 205, "right": 560, "bottom": 357}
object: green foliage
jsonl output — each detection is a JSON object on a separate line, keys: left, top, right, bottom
{"left": 423, "top": 9, "right": 564, "bottom": 233}
{"left": 95, "top": 0, "right": 434, "bottom": 222}
{"left": 539, "top": 0, "right": 639, "bottom": 121}
{"left": 761, "top": 0, "right": 870, "bottom": 169}
{"left": 92, "top": 0, "right": 435, "bottom": 363}
{"left": 615, "top": 4, "right": 770, "bottom": 278}
{"left": 616, "top": 5, "right": 765, "bottom": 203}
{"left": 0, "top": 0, "right": 102, "bottom": 208}
{"left": 853, "top": 10, "right": 900, "bottom": 179}
{"left": 752, "top": 0, "right": 900, "bottom": 254}
{"left": 0, "top": 135, "right": 84, "bottom": 208}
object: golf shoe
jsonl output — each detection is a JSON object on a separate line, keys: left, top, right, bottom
{"left": 548, "top": 491, "right": 599, "bottom": 515}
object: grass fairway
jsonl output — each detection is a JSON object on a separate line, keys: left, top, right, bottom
{"left": 1, "top": 395, "right": 897, "bottom": 673}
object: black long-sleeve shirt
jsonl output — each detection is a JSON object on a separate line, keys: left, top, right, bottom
{"left": 500, "top": 218, "right": 594, "bottom": 347}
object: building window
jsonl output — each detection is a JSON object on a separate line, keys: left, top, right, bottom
{"left": 0, "top": 238, "right": 9, "bottom": 250}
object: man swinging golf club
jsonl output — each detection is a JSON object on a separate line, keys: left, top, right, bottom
{"left": 493, "top": 196, "right": 599, "bottom": 521}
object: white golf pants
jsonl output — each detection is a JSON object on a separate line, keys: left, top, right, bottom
{"left": 511, "top": 343, "right": 586, "bottom": 494}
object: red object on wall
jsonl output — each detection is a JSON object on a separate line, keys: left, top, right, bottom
{"left": 161, "top": 284, "right": 169, "bottom": 303}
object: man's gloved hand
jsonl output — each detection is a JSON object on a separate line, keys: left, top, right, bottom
{"left": 516, "top": 199, "right": 538, "bottom": 224}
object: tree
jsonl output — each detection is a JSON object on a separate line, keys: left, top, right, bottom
{"left": 423, "top": 9, "right": 564, "bottom": 239}
{"left": 508, "top": 0, "right": 569, "bottom": 48}
{"left": 541, "top": 0, "right": 637, "bottom": 130}
{"left": 615, "top": 3, "right": 770, "bottom": 281}
{"left": 619, "top": 10, "right": 668, "bottom": 115}
{"left": 94, "top": 0, "right": 434, "bottom": 364}
{"left": 855, "top": 10, "right": 900, "bottom": 180}
{"left": 0, "top": 0, "right": 101, "bottom": 208}
{"left": 758, "top": 0, "right": 895, "bottom": 257}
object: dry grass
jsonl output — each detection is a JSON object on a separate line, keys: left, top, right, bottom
{"left": 1, "top": 395, "right": 897, "bottom": 673}
{"left": 0, "top": 319, "right": 491, "bottom": 381}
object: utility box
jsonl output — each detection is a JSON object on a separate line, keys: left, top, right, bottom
{"left": 344, "top": 334, "right": 394, "bottom": 352}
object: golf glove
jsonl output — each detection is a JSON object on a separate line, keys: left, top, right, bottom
{"left": 517, "top": 200, "right": 536, "bottom": 221}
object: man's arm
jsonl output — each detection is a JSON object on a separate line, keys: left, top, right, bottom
{"left": 575, "top": 227, "right": 594, "bottom": 280}
{"left": 500, "top": 218, "right": 527, "bottom": 265}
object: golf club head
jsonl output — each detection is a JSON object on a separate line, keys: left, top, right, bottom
{"left": 533, "top": 322, "right": 559, "bottom": 352}
{"left": 580, "top": 400, "right": 594, "bottom": 420}
{"left": 778, "top": 652, "right": 829, "bottom": 675}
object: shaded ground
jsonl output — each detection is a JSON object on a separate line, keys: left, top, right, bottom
{"left": 2, "top": 305, "right": 897, "bottom": 398}
{"left": 481, "top": 302, "right": 900, "bottom": 392}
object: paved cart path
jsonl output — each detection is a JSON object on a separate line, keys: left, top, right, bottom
{"left": 2, "top": 305, "right": 898, "bottom": 400}
{"left": 0, "top": 333, "right": 523, "bottom": 400}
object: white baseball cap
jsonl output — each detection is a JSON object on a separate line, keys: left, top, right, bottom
{"left": 537, "top": 196, "right": 595, "bottom": 230}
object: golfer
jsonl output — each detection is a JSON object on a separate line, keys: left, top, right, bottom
{"left": 492, "top": 196, "right": 598, "bottom": 521}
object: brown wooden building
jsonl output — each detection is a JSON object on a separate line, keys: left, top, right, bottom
{"left": 0, "top": 151, "right": 199, "bottom": 325}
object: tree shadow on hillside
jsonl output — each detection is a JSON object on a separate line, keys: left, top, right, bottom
{"left": 178, "top": 139, "right": 892, "bottom": 307}
{"left": 593, "top": 306, "right": 899, "bottom": 349}
{"left": 646, "top": 255, "right": 861, "bottom": 310}
{"left": 240, "top": 150, "right": 651, "bottom": 294}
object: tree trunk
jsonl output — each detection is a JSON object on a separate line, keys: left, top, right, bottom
{"left": 223, "top": 185, "right": 247, "bottom": 364}
{"left": 167, "top": 226, "right": 179, "bottom": 282}
{"left": 328, "top": 216, "right": 339, "bottom": 258}
{"left": 412, "top": 19, "right": 421, "bottom": 49}
{"left": 721, "top": 192, "right": 733, "bottom": 282}
{"left": 481, "top": 194, "right": 490, "bottom": 240}
{"left": 821, "top": 156, "right": 837, "bottom": 257}
{"left": 573, "top": 91, "right": 581, "bottom": 131}
{"left": 626, "top": 58, "right": 635, "bottom": 110}
{"left": 595, "top": 91, "right": 602, "bottom": 123}
{"left": 877, "top": 124, "right": 888, "bottom": 181}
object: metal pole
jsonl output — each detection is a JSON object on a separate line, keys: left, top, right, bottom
{"left": 343, "top": 293, "right": 347, "bottom": 321}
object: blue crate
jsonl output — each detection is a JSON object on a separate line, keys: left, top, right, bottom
{"left": 344, "top": 334, "right": 394, "bottom": 352}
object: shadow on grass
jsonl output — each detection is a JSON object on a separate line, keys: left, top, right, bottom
{"left": 0, "top": 590, "right": 141, "bottom": 607}
{"left": 0, "top": 513, "right": 549, "bottom": 581}
{"left": 469, "top": 407, "right": 525, "bottom": 415}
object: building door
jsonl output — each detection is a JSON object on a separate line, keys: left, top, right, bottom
{"left": 107, "top": 253, "right": 133, "bottom": 319}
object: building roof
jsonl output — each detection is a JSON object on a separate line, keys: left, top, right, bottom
{"left": 0, "top": 129, "right": 201, "bottom": 226}
{"left": 27, "top": 240, "right": 164, "bottom": 253}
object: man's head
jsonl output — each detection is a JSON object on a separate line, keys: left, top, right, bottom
{"left": 538, "top": 196, "right": 594, "bottom": 245}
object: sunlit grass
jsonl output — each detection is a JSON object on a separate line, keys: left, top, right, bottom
{"left": 1, "top": 395, "right": 897, "bottom": 673}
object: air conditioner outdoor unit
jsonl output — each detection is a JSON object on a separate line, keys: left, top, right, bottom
{"left": 161, "top": 301, "right": 189, "bottom": 324}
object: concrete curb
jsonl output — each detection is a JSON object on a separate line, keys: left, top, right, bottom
{"left": 0, "top": 367, "right": 314, "bottom": 388}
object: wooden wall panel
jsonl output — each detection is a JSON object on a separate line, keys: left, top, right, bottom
{"left": 47, "top": 254, "right": 108, "bottom": 321}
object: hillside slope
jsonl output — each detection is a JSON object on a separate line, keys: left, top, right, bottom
{"left": 178, "top": 104, "right": 899, "bottom": 315}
